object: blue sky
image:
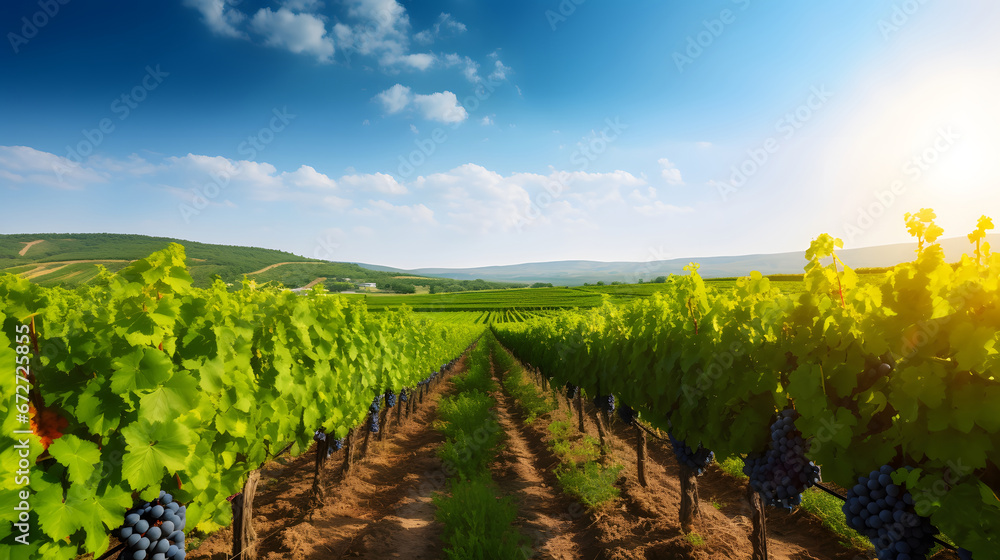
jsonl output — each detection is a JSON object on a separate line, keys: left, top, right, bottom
{"left": 1, "top": 0, "right": 998, "bottom": 268}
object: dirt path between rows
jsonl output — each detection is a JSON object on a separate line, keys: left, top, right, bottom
{"left": 188, "top": 356, "right": 465, "bottom": 560}
{"left": 489, "top": 355, "right": 597, "bottom": 559}
{"left": 497, "top": 355, "right": 870, "bottom": 560}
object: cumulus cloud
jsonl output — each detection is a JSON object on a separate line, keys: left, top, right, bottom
{"left": 481, "top": 116, "right": 493, "bottom": 126}
{"left": 0, "top": 145, "right": 109, "bottom": 189}
{"left": 376, "top": 86, "right": 467, "bottom": 123}
{"left": 376, "top": 84, "right": 412, "bottom": 113}
{"left": 250, "top": 7, "right": 334, "bottom": 62}
{"left": 399, "top": 53, "right": 435, "bottom": 70}
{"left": 339, "top": 172, "right": 407, "bottom": 194}
{"left": 184, "top": 0, "right": 246, "bottom": 38}
{"left": 657, "top": 158, "right": 684, "bottom": 185}
{"left": 412, "top": 91, "right": 467, "bottom": 123}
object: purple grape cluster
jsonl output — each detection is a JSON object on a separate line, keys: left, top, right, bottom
{"left": 743, "top": 408, "right": 821, "bottom": 509}
{"left": 565, "top": 383, "right": 579, "bottom": 400}
{"left": 399, "top": 387, "right": 408, "bottom": 402}
{"left": 843, "top": 466, "right": 939, "bottom": 560}
{"left": 617, "top": 403, "right": 636, "bottom": 425}
{"left": 117, "top": 491, "right": 186, "bottom": 560}
{"left": 592, "top": 394, "right": 615, "bottom": 414}
{"left": 667, "top": 433, "right": 714, "bottom": 475}
{"left": 385, "top": 388, "right": 397, "bottom": 408}
{"left": 368, "top": 395, "right": 381, "bottom": 433}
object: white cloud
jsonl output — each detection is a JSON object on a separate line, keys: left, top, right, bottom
{"left": 399, "top": 53, "right": 435, "bottom": 70}
{"left": 414, "top": 12, "right": 467, "bottom": 44}
{"left": 250, "top": 7, "right": 334, "bottom": 62}
{"left": 657, "top": 158, "right": 684, "bottom": 185}
{"left": 410, "top": 124, "right": 419, "bottom": 134}
{"left": 489, "top": 59, "right": 512, "bottom": 81}
{"left": 281, "top": 165, "right": 337, "bottom": 190}
{"left": 696, "top": 141, "right": 712, "bottom": 148}
{"left": 443, "top": 53, "right": 480, "bottom": 82}
{"left": 376, "top": 84, "right": 412, "bottom": 113}
{"left": 481, "top": 116, "right": 493, "bottom": 126}
{"left": 413, "top": 91, "right": 467, "bottom": 123}
{"left": 340, "top": 172, "right": 407, "bottom": 194}
{"left": 184, "top": 0, "right": 246, "bottom": 38}
{"left": 0, "top": 145, "right": 109, "bottom": 189}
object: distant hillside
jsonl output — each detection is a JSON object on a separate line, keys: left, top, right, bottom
{"left": 0, "top": 233, "right": 527, "bottom": 292}
{"left": 359, "top": 234, "right": 998, "bottom": 285}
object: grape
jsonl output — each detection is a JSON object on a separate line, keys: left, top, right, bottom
{"left": 592, "top": 394, "right": 615, "bottom": 414}
{"left": 332, "top": 438, "right": 344, "bottom": 451}
{"left": 667, "top": 432, "right": 714, "bottom": 475}
{"left": 313, "top": 430, "right": 326, "bottom": 442}
{"left": 368, "top": 396, "right": 381, "bottom": 434}
{"left": 743, "top": 408, "right": 821, "bottom": 509}
{"left": 842, "top": 466, "right": 938, "bottom": 560}
{"left": 385, "top": 389, "right": 397, "bottom": 408}
{"left": 617, "top": 403, "right": 636, "bottom": 425}
{"left": 565, "top": 383, "right": 579, "bottom": 400}
{"left": 369, "top": 395, "right": 381, "bottom": 414}
{"left": 117, "top": 492, "right": 187, "bottom": 560}
{"left": 399, "top": 387, "right": 409, "bottom": 402}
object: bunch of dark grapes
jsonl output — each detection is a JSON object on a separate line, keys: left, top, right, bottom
{"left": 332, "top": 438, "right": 344, "bottom": 451}
{"left": 565, "top": 383, "right": 579, "bottom": 400}
{"left": 117, "top": 491, "right": 186, "bottom": 560}
{"left": 617, "top": 403, "right": 636, "bottom": 425}
{"left": 667, "top": 433, "right": 714, "bottom": 475}
{"left": 842, "top": 466, "right": 939, "bottom": 560}
{"left": 385, "top": 389, "right": 397, "bottom": 408}
{"left": 743, "top": 408, "right": 821, "bottom": 509}
{"left": 399, "top": 387, "right": 408, "bottom": 402}
{"left": 313, "top": 429, "right": 326, "bottom": 443}
{"left": 368, "top": 395, "right": 381, "bottom": 433}
{"left": 592, "top": 394, "right": 615, "bottom": 414}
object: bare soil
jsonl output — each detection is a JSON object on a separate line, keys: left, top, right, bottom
{"left": 183, "top": 346, "right": 925, "bottom": 560}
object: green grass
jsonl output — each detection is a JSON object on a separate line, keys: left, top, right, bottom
{"left": 685, "top": 533, "right": 706, "bottom": 546}
{"left": 714, "top": 456, "right": 872, "bottom": 552}
{"left": 491, "top": 342, "right": 556, "bottom": 423}
{"left": 553, "top": 461, "right": 623, "bottom": 508}
{"left": 434, "top": 475, "right": 531, "bottom": 560}
{"left": 800, "top": 489, "right": 871, "bottom": 550}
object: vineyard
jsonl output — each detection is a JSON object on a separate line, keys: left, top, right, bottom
{"left": 0, "top": 210, "right": 997, "bottom": 560}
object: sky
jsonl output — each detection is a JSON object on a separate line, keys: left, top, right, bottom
{"left": 1, "top": 0, "right": 998, "bottom": 269}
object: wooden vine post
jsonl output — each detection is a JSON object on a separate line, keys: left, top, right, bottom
{"left": 396, "top": 392, "right": 404, "bottom": 426}
{"left": 341, "top": 427, "right": 355, "bottom": 477}
{"left": 635, "top": 424, "right": 647, "bottom": 487}
{"left": 312, "top": 436, "right": 330, "bottom": 504}
{"left": 678, "top": 465, "right": 701, "bottom": 533}
{"left": 360, "top": 414, "right": 374, "bottom": 459}
{"left": 593, "top": 406, "right": 608, "bottom": 457}
{"left": 576, "top": 391, "right": 586, "bottom": 433}
{"left": 747, "top": 482, "right": 768, "bottom": 560}
{"left": 231, "top": 469, "right": 260, "bottom": 560}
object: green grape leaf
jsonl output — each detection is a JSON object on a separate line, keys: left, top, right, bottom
{"left": 111, "top": 347, "right": 173, "bottom": 393}
{"left": 47, "top": 435, "right": 101, "bottom": 483}
{"left": 121, "top": 419, "right": 194, "bottom": 490}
